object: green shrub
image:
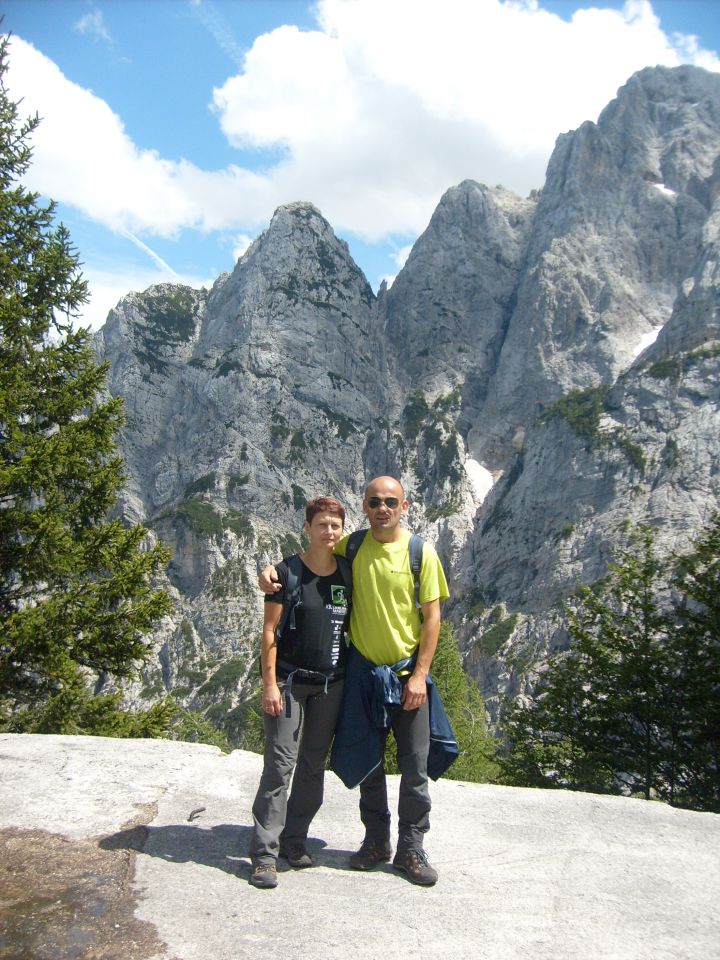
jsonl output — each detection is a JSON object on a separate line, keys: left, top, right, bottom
{"left": 403, "top": 391, "right": 430, "bottom": 440}
{"left": 184, "top": 472, "right": 217, "bottom": 497}
{"left": 540, "top": 386, "right": 610, "bottom": 445}
{"left": 197, "top": 657, "right": 247, "bottom": 699}
{"left": 477, "top": 614, "right": 520, "bottom": 659}
{"left": 137, "top": 287, "right": 198, "bottom": 343}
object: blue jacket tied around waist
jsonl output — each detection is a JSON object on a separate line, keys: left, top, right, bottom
{"left": 330, "top": 645, "right": 459, "bottom": 789}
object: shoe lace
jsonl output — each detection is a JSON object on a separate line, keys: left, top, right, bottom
{"left": 409, "top": 849, "right": 430, "bottom": 866}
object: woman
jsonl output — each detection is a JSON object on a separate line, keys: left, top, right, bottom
{"left": 249, "top": 496, "right": 350, "bottom": 889}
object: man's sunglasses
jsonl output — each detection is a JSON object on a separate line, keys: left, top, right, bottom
{"left": 367, "top": 496, "right": 400, "bottom": 509}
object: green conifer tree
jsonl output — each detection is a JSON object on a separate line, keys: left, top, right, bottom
{"left": 0, "top": 37, "right": 173, "bottom": 731}
{"left": 669, "top": 512, "right": 720, "bottom": 811}
{"left": 501, "top": 527, "right": 674, "bottom": 799}
{"left": 431, "top": 622, "right": 499, "bottom": 782}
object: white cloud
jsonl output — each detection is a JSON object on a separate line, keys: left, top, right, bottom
{"left": 379, "top": 244, "right": 414, "bottom": 288}
{"left": 392, "top": 245, "right": 413, "bottom": 270}
{"left": 231, "top": 234, "right": 254, "bottom": 262}
{"left": 212, "top": 0, "right": 720, "bottom": 236}
{"left": 74, "top": 9, "right": 111, "bottom": 45}
{"left": 5, "top": 37, "right": 202, "bottom": 236}
{"left": 5, "top": 0, "right": 720, "bottom": 252}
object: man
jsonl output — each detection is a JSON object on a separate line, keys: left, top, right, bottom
{"left": 260, "top": 476, "right": 452, "bottom": 885}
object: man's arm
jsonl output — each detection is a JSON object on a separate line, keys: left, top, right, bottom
{"left": 402, "top": 598, "right": 441, "bottom": 710}
{"left": 258, "top": 564, "right": 282, "bottom": 593}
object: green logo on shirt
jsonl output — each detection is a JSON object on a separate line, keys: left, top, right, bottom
{"left": 331, "top": 585, "right": 347, "bottom": 607}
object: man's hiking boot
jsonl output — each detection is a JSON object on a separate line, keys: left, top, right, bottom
{"left": 349, "top": 837, "right": 392, "bottom": 871}
{"left": 280, "top": 843, "right": 313, "bottom": 868}
{"left": 249, "top": 864, "right": 278, "bottom": 889}
{"left": 392, "top": 848, "right": 438, "bottom": 886}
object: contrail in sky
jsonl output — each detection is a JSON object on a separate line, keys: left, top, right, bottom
{"left": 189, "top": 0, "right": 245, "bottom": 69}
{"left": 121, "top": 230, "right": 181, "bottom": 278}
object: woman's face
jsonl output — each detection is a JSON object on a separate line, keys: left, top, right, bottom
{"left": 305, "top": 511, "right": 344, "bottom": 549}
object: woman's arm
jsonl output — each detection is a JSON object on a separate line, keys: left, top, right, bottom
{"left": 260, "top": 602, "right": 284, "bottom": 716}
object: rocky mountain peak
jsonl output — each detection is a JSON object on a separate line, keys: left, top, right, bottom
{"left": 94, "top": 64, "right": 720, "bottom": 737}
{"left": 463, "top": 66, "right": 720, "bottom": 468}
{"left": 597, "top": 65, "right": 720, "bottom": 207}
{"left": 201, "top": 200, "right": 375, "bottom": 357}
{"left": 249, "top": 200, "right": 373, "bottom": 305}
{"left": 384, "top": 179, "right": 535, "bottom": 396}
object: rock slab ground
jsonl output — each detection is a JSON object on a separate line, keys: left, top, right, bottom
{"left": 1, "top": 733, "right": 719, "bottom": 960}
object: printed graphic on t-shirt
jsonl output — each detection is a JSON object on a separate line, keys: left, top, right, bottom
{"left": 273, "top": 563, "right": 349, "bottom": 675}
{"left": 328, "top": 583, "right": 348, "bottom": 664}
{"left": 331, "top": 585, "right": 347, "bottom": 607}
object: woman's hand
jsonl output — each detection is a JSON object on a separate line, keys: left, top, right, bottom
{"left": 262, "top": 682, "right": 284, "bottom": 716}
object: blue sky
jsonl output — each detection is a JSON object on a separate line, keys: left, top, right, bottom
{"left": 2, "top": 0, "right": 719, "bottom": 330}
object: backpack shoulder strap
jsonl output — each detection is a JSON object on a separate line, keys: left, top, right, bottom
{"left": 335, "top": 554, "right": 353, "bottom": 599}
{"left": 408, "top": 533, "right": 424, "bottom": 612}
{"left": 276, "top": 554, "right": 303, "bottom": 638}
{"left": 345, "top": 529, "right": 367, "bottom": 565}
{"left": 345, "top": 527, "right": 424, "bottom": 613}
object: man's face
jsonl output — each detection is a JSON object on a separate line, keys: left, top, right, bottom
{"left": 362, "top": 478, "right": 408, "bottom": 535}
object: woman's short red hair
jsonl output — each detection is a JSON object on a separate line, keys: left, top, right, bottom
{"left": 305, "top": 496, "right": 346, "bottom": 527}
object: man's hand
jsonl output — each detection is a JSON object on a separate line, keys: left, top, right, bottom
{"left": 402, "top": 670, "right": 427, "bottom": 711}
{"left": 262, "top": 682, "right": 284, "bottom": 716}
{"left": 258, "top": 565, "right": 281, "bottom": 593}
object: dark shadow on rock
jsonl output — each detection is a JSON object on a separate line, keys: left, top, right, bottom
{"left": 308, "top": 843, "right": 362, "bottom": 871}
{"left": 99, "top": 824, "right": 358, "bottom": 878}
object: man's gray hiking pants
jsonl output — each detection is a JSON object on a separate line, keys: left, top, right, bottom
{"left": 359, "top": 696, "right": 431, "bottom": 853}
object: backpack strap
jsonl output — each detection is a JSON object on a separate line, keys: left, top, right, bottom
{"left": 335, "top": 553, "right": 353, "bottom": 606}
{"left": 409, "top": 533, "right": 424, "bottom": 617}
{"left": 275, "top": 554, "right": 303, "bottom": 639}
{"left": 344, "top": 528, "right": 367, "bottom": 565}
{"left": 345, "top": 528, "right": 424, "bottom": 617}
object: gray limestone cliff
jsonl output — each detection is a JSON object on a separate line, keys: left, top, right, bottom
{"left": 95, "top": 65, "right": 720, "bottom": 735}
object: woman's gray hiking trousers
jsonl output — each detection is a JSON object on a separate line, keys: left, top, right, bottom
{"left": 250, "top": 677, "right": 343, "bottom": 865}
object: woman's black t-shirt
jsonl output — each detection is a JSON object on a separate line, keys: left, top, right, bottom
{"left": 265, "top": 557, "right": 349, "bottom": 678}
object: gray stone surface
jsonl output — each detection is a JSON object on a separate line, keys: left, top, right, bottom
{"left": 2, "top": 733, "right": 719, "bottom": 960}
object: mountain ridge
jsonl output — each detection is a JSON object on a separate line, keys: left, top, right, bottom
{"left": 95, "top": 63, "right": 720, "bottom": 733}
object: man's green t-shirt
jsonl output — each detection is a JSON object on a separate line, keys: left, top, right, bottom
{"left": 334, "top": 529, "right": 449, "bottom": 666}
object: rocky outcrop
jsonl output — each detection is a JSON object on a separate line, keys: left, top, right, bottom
{"left": 465, "top": 65, "right": 720, "bottom": 465}
{"left": 96, "top": 65, "right": 720, "bottom": 733}
{"left": 382, "top": 180, "right": 535, "bottom": 398}
{"left": 3, "top": 734, "right": 720, "bottom": 960}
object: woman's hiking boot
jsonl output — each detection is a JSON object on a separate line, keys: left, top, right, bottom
{"left": 249, "top": 864, "right": 278, "bottom": 889}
